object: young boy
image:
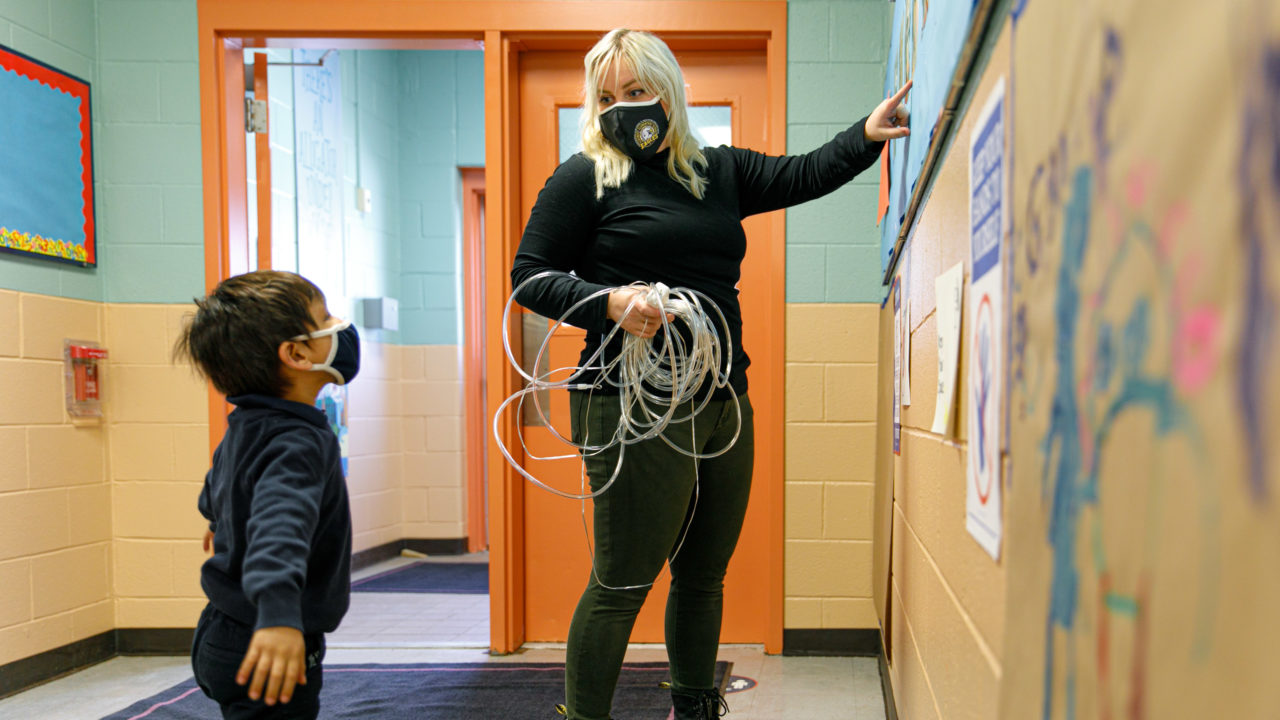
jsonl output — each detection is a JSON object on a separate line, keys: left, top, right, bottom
{"left": 175, "top": 270, "right": 360, "bottom": 719}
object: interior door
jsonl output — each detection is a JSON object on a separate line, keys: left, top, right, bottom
{"left": 516, "top": 48, "right": 775, "bottom": 643}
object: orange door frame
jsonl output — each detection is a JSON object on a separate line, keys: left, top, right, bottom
{"left": 196, "top": 0, "right": 788, "bottom": 655}
{"left": 252, "top": 59, "right": 271, "bottom": 271}
{"left": 460, "top": 167, "right": 487, "bottom": 554}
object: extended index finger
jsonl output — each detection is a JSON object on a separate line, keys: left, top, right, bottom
{"left": 889, "top": 80, "right": 913, "bottom": 106}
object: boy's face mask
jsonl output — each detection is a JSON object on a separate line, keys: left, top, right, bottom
{"left": 294, "top": 320, "right": 361, "bottom": 385}
{"left": 600, "top": 97, "right": 669, "bottom": 163}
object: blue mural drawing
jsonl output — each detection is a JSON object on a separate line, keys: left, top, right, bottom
{"left": 1014, "top": 24, "right": 1234, "bottom": 718}
{"left": 1236, "top": 45, "right": 1279, "bottom": 504}
{"left": 1004, "top": 2, "right": 1278, "bottom": 718}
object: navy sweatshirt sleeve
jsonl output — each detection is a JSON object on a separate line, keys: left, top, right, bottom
{"left": 242, "top": 436, "right": 328, "bottom": 631}
{"left": 198, "top": 445, "right": 220, "bottom": 533}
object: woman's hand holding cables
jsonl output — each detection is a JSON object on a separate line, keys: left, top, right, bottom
{"left": 608, "top": 286, "right": 672, "bottom": 339}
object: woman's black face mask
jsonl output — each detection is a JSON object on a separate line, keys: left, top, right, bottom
{"left": 600, "top": 98, "right": 669, "bottom": 162}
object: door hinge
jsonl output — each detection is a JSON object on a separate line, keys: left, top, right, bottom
{"left": 245, "top": 97, "right": 268, "bottom": 134}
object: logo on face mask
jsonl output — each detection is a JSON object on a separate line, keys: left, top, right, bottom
{"left": 600, "top": 97, "right": 669, "bottom": 163}
{"left": 635, "top": 119, "right": 660, "bottom": 149}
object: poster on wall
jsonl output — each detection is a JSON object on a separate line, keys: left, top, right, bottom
{"left": 901, "top": 241, "right": 913, "bottom": 407}
{"left": 880, "top": 0, "right": 981, "bottom": 272}
{"left": 1001, "top": 0, "right": 1280, "bottom": 718}
{"left": 294, "top": 49, "right": 345, "bottom": 305}
{"left": 0, "top": 44, "right": 95, "bottom": 266}
{"left": 931, "top": 262, "right": 964, "bottom": 436}
{"left": 893, "top": 274, "right": 902, "bottom": 455}
{"left": 902, "top": 297, "right": 912, "bottom": 406}
{"left": 965, "top": 77, "right": 1005, "bottom": 562}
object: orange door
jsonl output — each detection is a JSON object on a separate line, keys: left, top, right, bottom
{"left": 516, "top": 49, "right": 775, "bottom": 643}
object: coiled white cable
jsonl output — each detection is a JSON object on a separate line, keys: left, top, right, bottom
{"left": 493, "top": 271, "right": 743, "bottom": 590}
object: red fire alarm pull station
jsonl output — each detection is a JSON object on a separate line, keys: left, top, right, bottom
{"left": 65, "top": 340, "right": 108, "bottom": 418}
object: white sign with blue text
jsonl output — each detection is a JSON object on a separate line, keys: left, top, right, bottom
{"left": 965, "top": 77, "right": 1006, "bottom": 561}
{"left": 294, "top": 49, "right": 345, "bottom": 308}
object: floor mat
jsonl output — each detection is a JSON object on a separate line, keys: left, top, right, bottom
{"left": 352, "top": 562, "right": 488, "bottom": 594}
{"left": 100, "top": 661, "right": 732, "bottom": 720}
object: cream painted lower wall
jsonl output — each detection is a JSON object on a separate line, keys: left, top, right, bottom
{"left": 0, "top": 291, "right": 116, "bottom": 666}
{"left": 784, "top": 302, "right": 881, "bottom": 629}
{"left": 398, "top": 346, "right": 466, "bottom": 541}
{"left": 347, "top": 343, "right": 466, "bottom": 553}
{"left": 108, "top": 302, "right": 216, "bottom": 631}
{"left": 0, "top": 290, "right": 470, "bottom": 667}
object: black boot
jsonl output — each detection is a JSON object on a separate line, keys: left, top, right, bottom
{"left": 670, "top": 687, "right": 729, "bottom": 719}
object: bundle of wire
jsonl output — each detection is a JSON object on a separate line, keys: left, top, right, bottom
{"left": 493, "top": 270, "right": 743, "bottom": 502}
{"left": 494, "top": 272, "right": 743, "bottom": 589}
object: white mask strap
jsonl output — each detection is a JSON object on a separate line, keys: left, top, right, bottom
{"left": 292, "top": 320, "right": 351, "bottom": 382}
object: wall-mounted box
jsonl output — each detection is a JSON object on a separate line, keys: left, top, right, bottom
{"left": 65, "top": 339, "right": 108, "bottom": 419}
{"left": 361, "top": 297, "right": 399, "bottom": 331}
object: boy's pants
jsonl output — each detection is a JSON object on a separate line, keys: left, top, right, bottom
{"left": 563, "top": 391, "right": 755, "bottom": 720}
{"left": 192, "top": 604, "right": 326, "bottom": 719}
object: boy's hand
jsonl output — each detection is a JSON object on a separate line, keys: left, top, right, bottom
{"left": 237, "top": 626, "right": 307, "bottom": 705}
{"left": 203, "top": 530, "right": 214, "bottom": 554}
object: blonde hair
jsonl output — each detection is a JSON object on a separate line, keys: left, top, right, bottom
{"left": 581, "top": 29, "right": 708, "bottom": 200}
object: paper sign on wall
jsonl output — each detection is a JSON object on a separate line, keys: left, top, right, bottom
{"left": 294, "top": 49, "right": 345, "bottom": 307}
{"left": 931, "top": 262, "right": 965, "bottom": 435}
{"left": 965, "top": 78, "right": 1005, "bottom": 560}
{"left": 893, "top": 275, "right": 902, "bottom": 455}
{"left": 902, "top": 297, "right": 912, "bottom": 406}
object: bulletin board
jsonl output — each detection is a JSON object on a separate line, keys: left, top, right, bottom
{"left": 880, "top": 0, "right": 993, "bottom": 275}
{"left": 1000, "top": 0, "right": 1280, "bottom": 717}
{"left": 0, "top": 44, "right": 95, "bottom": 266}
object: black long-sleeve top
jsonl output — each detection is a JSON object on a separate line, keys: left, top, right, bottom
{"left": 198, "top": 394, "right": 352, "bottom": 634}
{"left": 511, "top": 117, "right": 884, "bottom": 397}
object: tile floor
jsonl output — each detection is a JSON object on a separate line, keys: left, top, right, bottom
{"left": 0, "top": 556, "right": 888, "bottom": 720}
{"left": 330, "top": 554, "right": 490, "bottom": 648}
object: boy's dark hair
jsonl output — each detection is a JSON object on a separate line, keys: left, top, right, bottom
{"left": 175, "top": 270, "right": 324, "bottom": 397}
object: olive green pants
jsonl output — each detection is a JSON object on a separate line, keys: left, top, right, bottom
{"left": 564, "top": 391, "right": 755, "bottom": 720}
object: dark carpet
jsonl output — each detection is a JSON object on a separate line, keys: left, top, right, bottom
{"left": 101, "top": 661, "right": 731, "bottom": 720}
{"left": 351, "top": 562, "right": 488, "bottom": 594}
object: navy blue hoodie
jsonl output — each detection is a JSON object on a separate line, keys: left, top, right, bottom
{"left": 198, "top": 394, "right": 352, "bottom": 633}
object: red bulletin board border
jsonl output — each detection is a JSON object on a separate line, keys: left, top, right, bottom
{"left": 0, "top": 43, "right": 95, "bottom": 266}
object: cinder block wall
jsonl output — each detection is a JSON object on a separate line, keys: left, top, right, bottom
{"left": 0, "top": 293, "right": 113, "bottom": 666}
{"left": 784, "top": 0, "right": 891, "bottom": 630}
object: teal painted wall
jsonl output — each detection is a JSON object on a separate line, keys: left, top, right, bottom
{"left": 97, "top": 0, "right": 202, "bottom": 304}
{"left": 786, "top": 0, "right": 891, "bottom": 303}
{"left": 0, "top": 0, "right": 203, "bottom": 303}
{"left": 342, "top": 49, "right": 405, "bottom": 346}
{"left": 396, "top": 50, "right": 484, "bottom": 346}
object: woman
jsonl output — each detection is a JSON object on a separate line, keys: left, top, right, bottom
{"left": 511, "top": 28, "right": 910, "bottom": 720}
